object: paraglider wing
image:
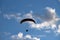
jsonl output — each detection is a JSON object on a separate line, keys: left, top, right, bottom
{"left": 20, "top": 18, "right": 36, "bottom": 24}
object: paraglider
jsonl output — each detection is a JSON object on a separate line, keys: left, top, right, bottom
{"left": 20, "top": 18, "right": 36, "bottom": 32}
{"left": 20, "top": 18, "right": 36, "bottom": 24}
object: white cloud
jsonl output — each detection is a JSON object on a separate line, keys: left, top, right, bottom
{"left": 30, "top": 22, "right": 50, "bottom": 29}
{"left": 23, "top": 13, "right": 33, "bottom": 18}
{"left": 51, "top": 24, "right": 56, "bottom": 29}
{"left": 23, "top": 11, "right": 33, "bottom": 19}
{"left": 45, "top": 7, "right": 56, "bottom": 14}
{"left": 58, "top": 25, "right": 60, "bottom": 29}
{"left": 29, "top": 7, "right": 60, "bottom": 28}
{"left": 11, "top": 32, "right": 40, "bottom": 40}
{"left": 30, "top": 21, "right": 56, "bottom": 30}
{"left": 3, "top": 11, "right": 34, "bottom": 22}
{"left": 25, "top": 34, "right": 31, "bottom": 39}
{"left": 33, "top": 37, "right": 40, "bottom": 40}
{"left": 45, "top": 7, "right": 57, "bottom": 21}
{"left": 18, "top": 32, "right": 23, "bottom": 38}
{"left": 57, "top": 29, "right": 60, "bottom": 33}
{"left": 54, "top": 25, "right": 60, "bottom": 36}
{"left": 56, "top": 25, "right": 60, "bottom": 34}
{"left": 27, "top": 7, "right": 60, "bottom": 35}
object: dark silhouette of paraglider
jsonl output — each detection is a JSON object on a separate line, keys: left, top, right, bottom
{"left": 20, "top": 18, "right": 36, "bottom": 24}
{"left": 20, "top": 18, "right": 36, "bottom": 32}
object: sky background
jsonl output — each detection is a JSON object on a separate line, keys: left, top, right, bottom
{"left": 0, "top": 0, "right": 60, "bottom": 40}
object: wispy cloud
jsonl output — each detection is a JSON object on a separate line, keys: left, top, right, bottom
{"left": 0, "top": 32, "right": 11, "bottom": 36}
{"left": 3, "top": 11, "right": 33, "bottom": 22}
{"left": 11, "top": 32, "right": 40, "bottom": 40}
{"left": 0, "top": 32, "right": 12, "bottom": 40}
{"left": 3, "top": 13, "right": 22, "bottom": 22}
{"left": 3, "top": 32, "right": 11, "bottom": 36}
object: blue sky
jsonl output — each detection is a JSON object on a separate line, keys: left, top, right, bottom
{"left": 0, "top": 0, "right": 60, "bottom": 40}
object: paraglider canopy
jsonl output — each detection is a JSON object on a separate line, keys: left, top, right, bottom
{"left": 20, "top": 18, "right": 36, "bottom": 24}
